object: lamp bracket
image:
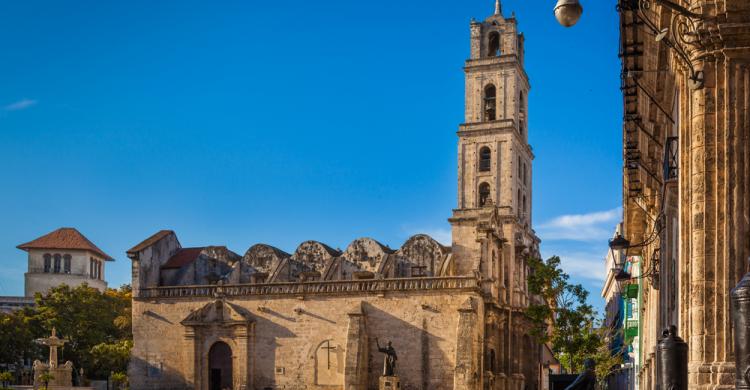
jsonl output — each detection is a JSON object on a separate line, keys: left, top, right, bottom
{"left": 620, "top": 0, "right": 707, "bottom": 89}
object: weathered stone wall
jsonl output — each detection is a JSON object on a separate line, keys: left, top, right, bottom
{"left": 129, "top": 232, "right": 180, "bottom": 292}
{"left": 25, "top": 272, "right": 106, "bottom": 296}
{"left": 130, "top": 289, "right": 482, "bottom": 390}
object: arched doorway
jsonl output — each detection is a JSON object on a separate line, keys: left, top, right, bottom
{"left": 209, "top": 342, "right": 232, "bottom": 390}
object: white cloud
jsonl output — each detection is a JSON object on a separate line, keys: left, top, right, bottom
{"left": 560, "top": 252, "right": 608, "bottom": 282}
{"left": 540, "top": 247, "right": 608, "bottom": 283}
{"left": 536, "top": 207, "right": 621, "bottom": 242}
{"left": 4, "top": 99, "right": 37, "bottom": 111}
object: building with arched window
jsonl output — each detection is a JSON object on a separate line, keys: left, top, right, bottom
{"left": 16, "top": 227, "right": 112, "bottom": 297}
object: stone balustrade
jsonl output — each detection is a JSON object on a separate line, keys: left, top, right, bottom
{"left": 137, "top": 276, "right": 480, "bottom": 299}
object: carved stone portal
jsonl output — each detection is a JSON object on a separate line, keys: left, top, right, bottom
{"left": 181, "top": 299, "right": 255, "bottom": 390}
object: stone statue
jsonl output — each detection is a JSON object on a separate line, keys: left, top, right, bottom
{"left": 375, "top": 337, "right": 397, "bottom": 376}
{"left": 564, "top": 358, "right": 596, "bottom": 390}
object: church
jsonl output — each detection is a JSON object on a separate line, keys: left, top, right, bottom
{"left": 128, "top": 3, "right": 548, "bottom": 389}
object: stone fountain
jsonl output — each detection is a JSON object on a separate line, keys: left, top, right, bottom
{"left": 32, "top": 328, "right": 73, "bottom": 389}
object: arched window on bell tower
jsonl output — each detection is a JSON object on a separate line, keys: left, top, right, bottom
{"left": 479, "top": 147, "right": 491, "bottom": 172}
{"left": 479, "top": 182, "right": 491, "bottom": 207}
{"left": 484, "top": 85, "right": 497, "bottom": 121}
{"left": 488, "top": 31, "right": 501, "bottom": 57}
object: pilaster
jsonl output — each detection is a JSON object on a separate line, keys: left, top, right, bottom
{"left": 344, "top": 303, "right": 368, "bottom": 390}
{"left": 454, "top": 297, "right": 481, "bottom": 390}
{"left": 684, "top": 35, "right": 750, "bottom": 389}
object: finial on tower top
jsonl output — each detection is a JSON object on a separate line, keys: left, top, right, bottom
{"left": 494, "top": 0, "right": 501, "bottom": 15}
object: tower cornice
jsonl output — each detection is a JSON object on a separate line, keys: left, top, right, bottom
{"left": 464, "top": 57, "right": 531, "bottom": 89}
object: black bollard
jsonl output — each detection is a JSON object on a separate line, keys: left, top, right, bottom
{"left": 657, "top": 326, "right": 688, "bottom": 390}
{"left": 731, "top": 272, "right": 750, "bottom": 389}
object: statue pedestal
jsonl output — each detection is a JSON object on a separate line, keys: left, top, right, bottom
{"left": 379, "top": 376, "right": 400, "bottom": 390}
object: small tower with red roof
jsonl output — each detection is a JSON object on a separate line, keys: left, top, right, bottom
{"left": 17, "top": 227, "right": 113, "bottom": 297}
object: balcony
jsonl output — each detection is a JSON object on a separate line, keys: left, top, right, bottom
{"left": 27, "top": 267, "right": 89, "bottom": 278}
{"left": 625, "top": 283, "right": 639, "bottom": 299}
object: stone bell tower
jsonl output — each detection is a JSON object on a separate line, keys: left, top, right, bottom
{"left": 449, "top": 0, "right": 538, "bottom": 306}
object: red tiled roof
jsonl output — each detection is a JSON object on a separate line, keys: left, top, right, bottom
{"left": 161, "top": 247, "right": 205, "bottom": 269}
{"left": 17, "top": 228, "right": 113, "bottom": 261}
{"left": 127, "top": 230, "right": 175, "bottom": 255}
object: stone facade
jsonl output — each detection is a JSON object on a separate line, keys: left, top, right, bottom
{"left": 128, "top": 3, "right": 543, "bottom": 390}
{"left": 618, "top": 1, "right": 750, "bottom": 388}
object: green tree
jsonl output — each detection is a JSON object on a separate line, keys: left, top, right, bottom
{"left": 526, "top": 255, "right": 601, "bottom": 373}
{"left": 90, "top": 340, "right": 133, "bottom": 379}
{"left": 0, "top": 284, "right": 133, "bottom": 381}
{"left": 31, "top": 284, "right": 122, "bottom": 372}
{"left": 0, "top": 308, "right": 42, "bottom": 366}
{"left": 592, "top": 326, "right": 626, "bottom": 386}
{"left": 0, "top": 284, "right": 132, "bottom": 377}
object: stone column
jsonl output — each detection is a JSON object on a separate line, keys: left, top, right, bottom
{"left": 686, "top": 51, "right": 718, "bottom": 390}
{"left": 183, "top": 328, "right": 198, "bottom": 390}
{"left": 683, "top": 18, "right": 750, "bottom": 386}
{"left": 234, "top": 326, "right": 250, "bottom": 390}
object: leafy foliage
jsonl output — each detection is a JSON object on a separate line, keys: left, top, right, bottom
{"left": 0, "top": 307, "right": 41, "bottom": 366}
{"left": 110, "top": 371, "right": 129, "bottom": 390}
{"left": 0, "top": 284, "right": 132, "bottom": 381}
{"left": 90, "top": 340, "right": 133, "bottom": 379}
{"left": 0, "top": 371, "right": 13, "bottom": 387}
{"left": 592, "top": 327, "right": 626, "bottom": 383}
{"left": 525, "top": 255, "right": 612, "bottom": 374}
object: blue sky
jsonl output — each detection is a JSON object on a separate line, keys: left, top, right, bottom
{"left": 0, "top": 0, "right": 622, "bottom": 311}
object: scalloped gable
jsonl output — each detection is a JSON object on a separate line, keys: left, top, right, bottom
{"left": 242, "top": 244, "right": 291, "bottom": 274}
{"left": 292, "top": 241, "right": 341, "bottom": 272}
{"left": 342, "top": 238, "right": 394, "bottom": 273}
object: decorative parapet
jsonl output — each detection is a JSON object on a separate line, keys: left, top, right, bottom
{"left": 136, "top": 276, "right": 480, "bottom": 300}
